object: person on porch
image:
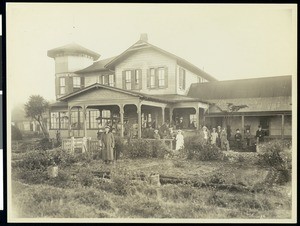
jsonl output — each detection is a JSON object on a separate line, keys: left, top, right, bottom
{"left": 175, "top": 130, "right": 184, "bottom": 152}
{"left": 153, "top": 129, "right": 160, "bottom": 139}
{"left": 210, "top": 128, "right": 218, "bottom": 145}
{"left": 159, "top": 121, "right": 170, "bottom": 139}
{"left": 100, "top": 125, "right": 115, "bottom": 164}
{"left": 234, "top": 129, "right": 242, "bottom": 150}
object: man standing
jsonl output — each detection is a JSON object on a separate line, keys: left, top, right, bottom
{"left": 234, "top": 129, "right": 242, "bottom": 150}
{"left": 255, "top": 125, "right": 265, "bottom": 151}
{"left": 100, "top": 126, "right": 115, "bottom": 164}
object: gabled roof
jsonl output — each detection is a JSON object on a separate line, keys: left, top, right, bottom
{"left": 47, "top": 43, "right": 100, "bottom": 60}
{"left": 188, "top": 75, "right": 292, "bottom": 100}
{"left": 75, "top": 56, "right": 117, "bottom": 74}
{"left": 58, "top": 83, "right": 209, "bottom": 104}
{"left": 105, "top": 39, "right": 217, "bottom": 82}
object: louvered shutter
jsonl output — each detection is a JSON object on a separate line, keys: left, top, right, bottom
{"left": 155, "top": 68, "right": 159, "bottom": 88}
{"left": 55, "top": 76, "right": 59, "bottom": 97}
{"left": 67, "top": 76, "right": 73, "bottom": 93}
{"left": 138, "top": 69, "right": 142, "bottom": 90}
{"left": 122, "top": 71, "right": 126, "bottom": 89}
{"left": 80, "top": 76, "right": 85, "bottom": 88}
{"left": 113, "top": 74, "right": 116, "bottom": 87}
{"left": 179, "top": 68, "right": 183, "bottom": 89}
{"left": 104, "top": 75, "right": 109, "bottom": 85}
{"left": 147, "top": 69, "right": 150, "bottom": 88}
{"left": 131, "top": 70, "right": 135, "bottom": 90}
{"left": 164, "top": 67, "right": 168, "bottom": 88}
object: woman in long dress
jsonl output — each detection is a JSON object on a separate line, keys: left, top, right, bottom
{"left": 100, "top": 126, "right": 115, "bottom": 164}
{"left": 175, "top": 130, "right": 184, "bottom": 152}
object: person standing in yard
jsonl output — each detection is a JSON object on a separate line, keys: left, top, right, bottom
{"left": 220, "top": 128, "right": 230, "bottom": 151}
{"left": 234, "top": 129, "right": 243, "bottom": 150}
{"left": 210, "top": 128, "right": 218, "bottom": 145}
{"left": 255, "top": 125, "right": 265, "bottom": 151}
{"left": 175, "top": 130, "right": 184, "bottom": 152}
{"left": 153, "top": 129, "right": 160, "bottom": 139}
{"left": 100, "top": 126, "right": 115, "bottom": 164}
{"left": 244, "top": 129, "right": 252, "bottom": 147}
{"left": 216, "top": 125, "right": 222, "bottom": 148}
{"left": 199, "top": 126, "right": 210, "bottom": 144}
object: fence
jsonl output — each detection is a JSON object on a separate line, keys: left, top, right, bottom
{"left": 62, "top": 137, "right": 99, "bottom": 153}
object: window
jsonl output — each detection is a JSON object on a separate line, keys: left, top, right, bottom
{"left": 59, "top": 112, "right": 69, "bottom": 129}
{"left": 150, "top": 68, "right": 156, "bottom": 88}
{"left": 108, "top": 74, "right": 115, "bottom": 86}
{"left": 125, "top": 71, "right": 132, "bottom": 90}
{"left": 73, "top": 77, "right": 81, "bottom": 88}
{"left": 100, "top": 110, "right": 111, "bottom": 127}
{"left": 158, "top": 68, "right": 165, "bottom": 87}
{"left": 59, "top": 77, "right": 66, "bottom": 95}
{"left": 89, "top": 110, "right": 100, "bottom": 129}
{"left": 179, "top": 68, "right": 186, "bottom": 90}
{"left": 50, "top": 112, "right": 59, "bottom": 129}
{"left": 135, "top": 70, "right": 140, "bottom": 85}
{"left": 101, "top": 75, "right": 105, "bottom": 85}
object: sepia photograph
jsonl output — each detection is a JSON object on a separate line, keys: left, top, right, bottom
{"left": 6, "top": 3, "right": 297, "bottom": 223}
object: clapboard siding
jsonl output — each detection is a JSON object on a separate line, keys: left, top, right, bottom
{"left": 84, "top": 74, "right": 99, "bottom": 87}
{"left": 115, "top": 48, "right": 177, "bottom": 94}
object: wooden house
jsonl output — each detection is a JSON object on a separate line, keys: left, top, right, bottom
{"left": 48, "top": 34, "right": 292, "bottom": 139}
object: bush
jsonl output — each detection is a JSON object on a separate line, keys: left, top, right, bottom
{"left": 12, "top": 125, "right": 23, "bottom": 140}
{"left": 123, "top": 139, "right": 170, "bottom": 159}
{"left": 257, "top": 140, "right": 292, "bottom": 184}
{"left": 185, "top": 135, "right": 223, "bottom": 161}
{"left": 36, "top": 138, "right": 54, "bottom": 151}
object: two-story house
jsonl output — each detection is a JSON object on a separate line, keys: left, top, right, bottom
{"left": 48, "top": 34, "right": 216, "bottom": 138}
{"left": 48, "top": 34, "right": 292, "bottom": 140}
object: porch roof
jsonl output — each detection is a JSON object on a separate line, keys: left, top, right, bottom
{"left": 208, "top": 96, "right": 292, "bottom": 113}
{"left": 57, "top": 83, "right": 209, "bottom": 104}
{"left": 49, "top": 101, "right": 68, "bottom": 108}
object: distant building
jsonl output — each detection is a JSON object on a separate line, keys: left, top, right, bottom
{"left": 47, "top": 34, "right": 292, "bottom": 139}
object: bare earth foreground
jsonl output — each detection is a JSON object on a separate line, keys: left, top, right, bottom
{"left": 10, "top": 143, "right": 292, "bottom": 219}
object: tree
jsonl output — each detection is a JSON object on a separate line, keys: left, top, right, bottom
{"left": 24, "top": 95, "right": 50, "bottom": 138}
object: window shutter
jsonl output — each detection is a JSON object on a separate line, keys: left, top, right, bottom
{"left": 104, "top": 75, "right": 109, "bottom": 85}
{"left": 138, "top": 69, "right": 142, "bottom": 90}
{"left": 80, "top": 77, "right": 85, "bottom": 88}
{"left": 55, "top": 76, "right": 59, "bottom": 96}
{"left": 183, "top": 71, "right": 186, "bottom": 90}
{"left": 147, "top": 69, "right": 150, "bottom": 88}
{"left": 131, "top": 70, "right": 135, "bottom": 90}
{"left": 122, "top": 71, "right": 126, "bottom": 89}
{"left": 113, "top": 74, "right": 116, "bottom": 87}
{"left": 67, "top": 76, "right": 73, "bottom": 93}
{"left": 164, "top": 67, "right": 168, "bottom": 88}
{"left": 155, "top": 68, "right": 159, "bottom": 88}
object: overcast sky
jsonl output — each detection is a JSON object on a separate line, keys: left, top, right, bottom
{"left": 7, "top": 3, "right": 297, "bottom": 108}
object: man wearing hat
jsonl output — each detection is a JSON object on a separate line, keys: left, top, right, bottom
{"left": 100, "top": 125, "right": 115, "bottom": 164}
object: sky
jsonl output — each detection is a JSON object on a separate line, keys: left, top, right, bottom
{"left": 6, "top": 3, "right": 297, "bottom": 108}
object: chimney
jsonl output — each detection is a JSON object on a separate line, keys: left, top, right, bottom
{"left": 140, "top": 33, "right": 148, "bottom": 42}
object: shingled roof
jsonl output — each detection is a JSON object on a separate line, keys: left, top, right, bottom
{"left": 188, "top": 75, "right": 292, "bottom": 99}
{"left": 75, "top": 56, "right": 116, "bottom": 74}
{"left": 47, "top": 43, "right": 100, "bottom": 60}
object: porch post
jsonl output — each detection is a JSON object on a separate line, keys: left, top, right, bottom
{"left": 120, "top": 104, "right": 124, "bottom": 137}
{"left": 169, "top": 107, "right": 173, "bottom": 125}
{"left": 241, "top": 115, "right": 245, "bottom": 133}
{"left": 281, "top": 114, "right": 285, "bottom": 139}
{"left": 68, "top": 106, "right": 71, "bottom": 137}
{"left": 137, "top": 103, "right": 142, "bottom": 138}
{"left": 83, "top": 105, "right": 87, "bottom": 137}
{"left": 162, "top": 107, "right": 165, "bottom": 125}
{"left": 195, "top": 107, "right": 200, "bottom": 130}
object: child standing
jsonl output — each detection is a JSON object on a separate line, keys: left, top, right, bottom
{"left": 244, "top": 129, "right": 252, "bottom": 147}
{"left": 210, "top": 128, "right": 218, "bottom": 145}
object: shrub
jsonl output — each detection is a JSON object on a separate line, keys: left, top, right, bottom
{"left": 185, "top": 135, "right": 223, "bottom": 161}
{"left": 114, "top": 136, "right": 127, "bottom": 159}
{"left": 36, "top": 138, "right": 54, "bottom": 151}
{"left": 76, "top": 168, "right": 94, "bottom": 187}
{"left": 12, "top": 125, "right": 23, "bottom": 140}
{"left": 123, "top": 139, "right": 170, "bottom": 159}
{"left": 257, "top": 140, "right": 292, "bottom": 184}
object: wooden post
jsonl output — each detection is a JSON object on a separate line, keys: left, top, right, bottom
{"left": 68, "top": 106, "right": 71, "bottom": 137}
{"left": 281, "top": 114, "right": 285, "bottom": 139}
{"left": 169, "top": 107, "right": 173, "bottom": 126}
{"left": 120, "top": 104, "right": 124, "bottom": 137}
{"left": 83, "top": 106, "right": 87, "bottom": 138}
{"left": 162, "top": 107, "right": 165, "bottom": 125}
{"left": 195, "top": 107, "right": 200, "bottom": 130}
{"left": 137, "top": 103, "right": 142, "bottom": 138}
{"left": 241, "top": 115, "right": 245, "bottom": 133}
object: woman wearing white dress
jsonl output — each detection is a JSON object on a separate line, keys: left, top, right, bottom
{"left": 175, "top": 130, "right": 184, "bottom": 151}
